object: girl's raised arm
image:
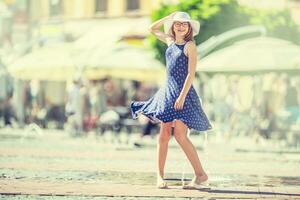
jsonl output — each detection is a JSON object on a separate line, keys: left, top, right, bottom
{"left": 148, "top": 12, "right": 177, "bottom": 46}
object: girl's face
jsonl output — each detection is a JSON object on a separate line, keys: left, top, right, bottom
{"left": 172, "top": 21, "right": 190, "bottom": 37}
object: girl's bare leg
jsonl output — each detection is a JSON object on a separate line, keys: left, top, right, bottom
{"left": 173, "top": 119, "right": 208, "bottom": 183}
{"left": 157, "top": 121, "right": 172, "bottom": 188}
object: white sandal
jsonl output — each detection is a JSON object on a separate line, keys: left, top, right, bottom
{"left": 156, "top": 181, "right": 168, "bottom": 189}
{"left": 182, "top": 176, "right": 210, "bottom": 190}
{"left": 156, "top": 177, "right": 168, "bottom": 189}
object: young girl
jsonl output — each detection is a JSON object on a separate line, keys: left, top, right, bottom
{"left": 130, "top": 11, "right": 213, "bottom": 189}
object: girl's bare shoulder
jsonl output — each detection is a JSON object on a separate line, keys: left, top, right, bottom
{"left": 185, "top": 41, "right": 196, "bottom": 49}
{"left": 184, "top": 41, "right": 196, "bottom": 56}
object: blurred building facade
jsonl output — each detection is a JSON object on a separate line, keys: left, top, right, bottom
{"left": 3, "top": 0, "right": 178, "bottom": 21}
{"left": 1, "top": 0, "right": 181, "bottom": 49}
{"left": 2, "top": 0, "right": 299, "bottom": 48}
{"left": 16, "top": 0, "right": 300, "bottom": 23}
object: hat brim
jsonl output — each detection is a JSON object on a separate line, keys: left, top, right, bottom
{"left": 164, "top": 19, "right": 200, "bottom": 37}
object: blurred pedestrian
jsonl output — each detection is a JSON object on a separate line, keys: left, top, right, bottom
{"left": 65, "top": 76, "right": 86, "bottom": 136}
{"left": 3, "top": 94, "right": 16, "bottom": 126}
{"left": 86, "top": 80, "right": 107, "bottom": 131}
{"left": 132, "top": 82, "right": 159, "bottom": 146}
{"left": 284, "top": 77, "right": 300, "bottom": 124}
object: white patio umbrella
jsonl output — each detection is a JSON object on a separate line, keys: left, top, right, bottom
{"left": 84, "top": 43, "right": 166, "bottom": 83}
{"left": 69, "top": 17, "right": 165, "bottom": 82}
{"left": 197, "top": 37, "right": 300, "bottom": 73}
{"left": 72, "top": 17, "right": 150, "bottom": 69}
{"left": 73, "top": 17, "right": 149, "bottom": 50}
{"left": 7, "top": 43, "right": 76, "bottom": 81}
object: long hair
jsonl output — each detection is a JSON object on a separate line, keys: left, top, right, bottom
{"left": 171, "top": 22, "right": 194, "bottom": 42}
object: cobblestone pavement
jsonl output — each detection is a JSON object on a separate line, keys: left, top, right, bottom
{"left": 0, "top": 127, "right": 300, "bottom": 199}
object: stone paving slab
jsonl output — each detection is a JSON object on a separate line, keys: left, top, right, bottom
{"left": 1, "top": 180, "right": 299, "bottom": 199}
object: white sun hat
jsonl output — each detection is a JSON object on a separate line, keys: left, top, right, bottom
{"left": 164, "top": 11, "right": 200, "bottom": 36}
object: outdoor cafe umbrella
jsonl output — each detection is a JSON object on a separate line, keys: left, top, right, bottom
{"left": 197, "top": 36, "right": 300, "bottom": 74}
{"left": 73, "top": 17, "right": 149, "bottom": 51}
{"left": 7, "top": 43, "right": 76, "bottom": 81}
{"left": 72, "top": 17, "right": 150, "bottom": 69}
{"left": 83, "top": 43, "right": 166, "bottom": 84}
{"left": 70, "top": 17, "right": 165, "bottom": 83}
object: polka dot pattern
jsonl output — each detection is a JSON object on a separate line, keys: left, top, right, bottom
{"left": 130, "top": 42, "right": 213, "bottom": 132}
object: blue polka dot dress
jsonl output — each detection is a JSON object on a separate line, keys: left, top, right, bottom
{"left": 130, "top": 42, "right": 213, "bottom": 132}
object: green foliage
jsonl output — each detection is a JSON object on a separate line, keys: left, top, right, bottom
{"left": 242, "top": 8, "right": 300, "bottom": 45}
{"left": 149, "top": 0, "right": 300, "bottom": 64}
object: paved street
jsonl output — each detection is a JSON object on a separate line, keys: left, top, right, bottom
{"left": 0, "top": 127, "right": 300, "bottom": 199}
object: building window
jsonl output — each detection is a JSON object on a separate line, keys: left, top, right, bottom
{"left": 95, "top": 0, "right": 108, "bottom": 12}
{"left": 126, "top": 0, "right": 140, "bottom": 11}
{"left": 49, "top": 0, "right": 63, "bottom": 17}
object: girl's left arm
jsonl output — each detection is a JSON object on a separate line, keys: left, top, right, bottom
{"left": 179, "top": 41, "right": 197, "bottom": 100}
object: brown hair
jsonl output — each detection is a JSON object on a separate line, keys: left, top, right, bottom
{"left": 171, "top": 22, "right": 194, "bottom": 42}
